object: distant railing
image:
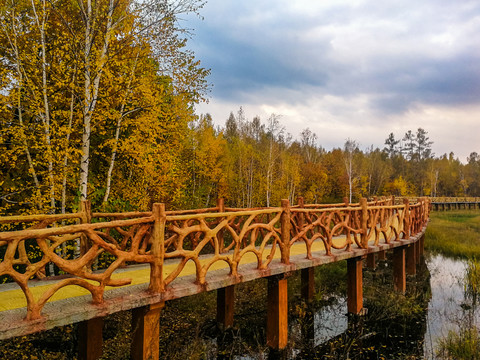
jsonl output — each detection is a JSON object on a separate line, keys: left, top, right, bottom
{"left": 0, "top": 197, "right": 430, "bottom": 321}
{"left": 430, "top": 196, "right": 480, "bottom": 203}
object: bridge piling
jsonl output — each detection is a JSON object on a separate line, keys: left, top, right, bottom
{"left": 377, "top": 250, "right": 386, "bottom": 261}
{"left": 406, "top": 244, "right": 416, "bottom": 276}
{"left": 347, "top": 257, "right": 363, "bottom": 314}
{"left": 131, "top": 302, "right": 165, "bottom": 360}
{"left": 419, "top": 234, "right": 425, "bottom": 258}
{"left": 366, "top": 253, "right": 376, "bottom": 269}
{"left": 301, "top": 267, "right": 315, "bottom": 302}
{"left": 78, "top": 317, "right": 104, "bottom": 360}
{"left": 393, "top": 247, "right": 406, "bottom": 293}
{"left": 217, "top": 285, "right": 235, "bottom": 330}
{"left": 267, "top": 275, "right": 289, "bottom": 349}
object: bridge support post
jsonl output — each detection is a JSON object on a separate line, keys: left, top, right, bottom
{"left": 78, "top": 317, "right": 104, "bottom": 360}
{"left": 217, "top": 285, "right": 235, "bottom": 330}
{"left": 131, "top": 302, "right": 165, "bottom": 360}
{"left": 267, "top": 275, "right": 288, "bottom": 349}
{"left": 419, "top": 234, "right": 425, "bottom": 258}
{"left": 301, "top": 267, "right": 315, "bottom": 302}
{"left": 415, "top": 238, "right": 421, "bottom": 265}
{"left": 406, "top": 244, "right": 416, "bottom": 276}
{"left": 378, "top": 250, "right": 386, "bottom": 261}
{"left": 347, "top": 257, "right": 363, "bottom": 314}
{"left": 393, "top": 247, "right": 406, "bottom": 293}
{"left": 366, "top": 253, "right": 376, "bottom": 269}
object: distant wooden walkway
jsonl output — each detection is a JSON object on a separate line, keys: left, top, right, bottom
{"left": 0, "top": 197, "right": 429, "bottom": 359}
{"left": 430, "top": 197, "right": 480, "bottom": 211}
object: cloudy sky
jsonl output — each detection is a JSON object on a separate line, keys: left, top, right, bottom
{"left": 185, "top": 0, "right": 480, "bottom": 161}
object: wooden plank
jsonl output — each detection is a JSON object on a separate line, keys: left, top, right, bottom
{"left": 347, "top": 257, "right": 363, "bottom": 314}
{"left": 301, "top": 267, "right": 315, "bottom": 302}
{"left": 267, "top": 276, "right": 288, "bottom": 349}
{"left": 131, "top": 302, "right": 165, "bottom": 360}
{"left": 217, "top": 285, "right": 235, "bottom": 330}
{"left": 78, "top": 317, "right": 104, "bottom": 360}
{"left": 393, "top": 247, "right": 406, "bottom": 293}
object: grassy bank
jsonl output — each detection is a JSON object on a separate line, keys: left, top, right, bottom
{"left": 426, "top": 210, "right": 480, "bottom": 258}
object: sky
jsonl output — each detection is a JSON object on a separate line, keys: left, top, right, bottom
{"left": 184, "top": 0, "right": 480, "bottom": 162}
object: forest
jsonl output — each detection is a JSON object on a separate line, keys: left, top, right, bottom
{"left": 1, "top": 0, "right": 480, "bottom": 216}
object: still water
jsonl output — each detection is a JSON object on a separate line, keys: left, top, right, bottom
{"left": 222, "top": 253, "right": 476, "bottom": 359}
{"left": 424, "top": 254, "right": 478, "bottom": 359}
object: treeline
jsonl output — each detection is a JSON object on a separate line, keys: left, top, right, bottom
{"left": 185, "top": 109, "right": 480, "bottom": 209}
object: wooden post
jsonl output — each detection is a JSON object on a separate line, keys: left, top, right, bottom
{"left": 419, "top": 234, "right": 425, "bottom": 258}
{"left": 267, "top": 275, "right": 288, "bottom": 349}
{"left": 366, "top": 253, "right": 376, "bottom": 269}
{"left": 131, "top": 302, "right": 165, "bottom": 360}
{"left": 78, "top": 317, "right": 104, "bottom": 360}
{"left": 217, "top": 285, "right": 235, "bottom": 330}
{"left": 415, "top": 238, "right": 421, "bottom": 265}
{"left": 149, "top": 203, "right": 165, "bottom": 293}
{"left": 217, "top": 198, "right": 225, "bottom": 253}
{"left": 280, "top": 199, "right": 291, "bottom": 264}
{"left": 377, "top": 250, "right": 386, "bottom": 261}
{"left": 347, "top": 257, "right": 363, "bottom": 314}
{"left": 297, "top": 196, "right": 305, "bottom": 231}
{"left": 301, "top": 267, "right": 315, "bottom": 302}
{"left": 393, "top": 247, "right": 406, "bottom": 293}
{"left": 403, "top": 198, "right": 410, "bottom": 239}
{"left": 406, "top": 244, "right": 416, "bottom": 275}
{"left": 360, "top": 198, "right": 368, "bottom": 248}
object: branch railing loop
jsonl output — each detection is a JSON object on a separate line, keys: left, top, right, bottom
{"left": 0, "top": 196, "right": 430, "bottom": 322}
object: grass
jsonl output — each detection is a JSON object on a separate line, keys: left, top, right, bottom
{"left": 426, "top": 210, "right": 480, "bottom": 259}
{"left": 437, "top": 328, "right": 480, "bottom": 360}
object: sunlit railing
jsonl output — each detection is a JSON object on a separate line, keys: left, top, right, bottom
{"left": 0, "top": 197, "right": 430, "bottom": 321}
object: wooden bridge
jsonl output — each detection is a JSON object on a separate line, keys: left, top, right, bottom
{"left": 0, "top": 197, "right": 430, "bottom": 359}
{"left": 429, "top": 197, "right": 480, "bottom": 211}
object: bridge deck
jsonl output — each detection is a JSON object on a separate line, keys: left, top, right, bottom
{"left": 0, "top": 232, "right": 423, "bottom": 340}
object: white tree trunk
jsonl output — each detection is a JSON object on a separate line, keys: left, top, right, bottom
{"left": 79, "top": 0, "right": 115, "bottom": 200}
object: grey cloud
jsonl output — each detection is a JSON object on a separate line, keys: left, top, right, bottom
{"left": 188, "top": 0, "right": 480, "bottom": 116}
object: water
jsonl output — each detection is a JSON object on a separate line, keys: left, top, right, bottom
{"left": 219, "top": 253, "right": 477, "bottom": 359}
{"left": 424, "top": 254, "right": 479, "bottom": 358}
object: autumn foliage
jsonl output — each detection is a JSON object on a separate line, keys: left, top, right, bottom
{"left": 1, "top": 2, "right": 480, "bottom": 215}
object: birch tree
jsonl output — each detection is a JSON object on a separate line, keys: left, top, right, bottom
{"left": 0, "top": 0, "right": 209, "bottom": 213}
{"left": 343, "top": 138, "right": 359, "bottom": 203}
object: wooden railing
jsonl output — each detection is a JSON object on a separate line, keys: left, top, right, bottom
{"left": 0, "top": 196, "right": 430, "bottom": 324}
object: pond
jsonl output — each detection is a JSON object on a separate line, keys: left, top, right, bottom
{"left": 216, "top": 253, "right": 477, "bottom": 359}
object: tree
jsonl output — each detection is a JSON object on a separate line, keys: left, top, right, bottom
{"left": 402, "top": 130, "right": 416, "bottom": 161}
{"left": 415, "top": 128, "right": 434, "bottom": 161}
{"left": 343, "top": 138, "right": 359, "bottom": 203}
{"left": 384, "top": 132, "right": 400, "bottom": 158}
{"left": 0, "top": 0, "right": 209, "bottom": 213}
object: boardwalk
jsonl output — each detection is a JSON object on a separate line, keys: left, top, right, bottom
{"left": 0, "top": 197, "right": 429, "bottom": 358}
{"left": 430, "top": 197, "right": 480, "bottom": 211}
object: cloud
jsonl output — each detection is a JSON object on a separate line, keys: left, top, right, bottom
{"left": 187, "top": 0, "right": 480, "bottom": 160}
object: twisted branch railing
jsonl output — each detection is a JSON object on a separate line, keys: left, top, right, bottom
{"left": 0, "top": 197, "right": 430, "bottom": 321}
